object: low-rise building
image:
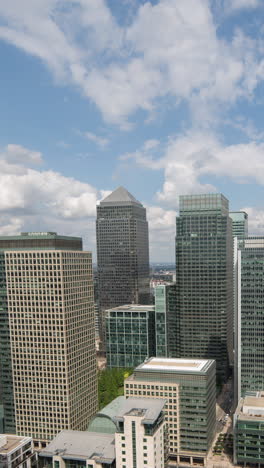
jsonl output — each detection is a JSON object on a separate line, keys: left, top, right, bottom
{"left": 0, "top": 434, "right": 36, "bottom": 468}
{"left": 234, "top": 391, "right": 264, "bottom": 465}
{"left": 114, "top": 398, "right": 166, "bottom": 468}
{"left": 39, "top": 431, "right": 115, "bottom": 468}
{"left": 105, "top": 305, "right": 155, "bottom": 368}
{"left": 125, "top": 357, "right": 216, "bottom": 467}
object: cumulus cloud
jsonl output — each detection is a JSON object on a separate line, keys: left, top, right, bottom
{"left": 81, "top": 131, "right": 109, "bottom": 148}
{"left": 0, "top": 0, "right": 263, "bottom": 126}
{"left": 122, "top": 131, "right": 264, "bottom": 208}
{"left": 0, "top": 143, "right": 100, "bottom": 241}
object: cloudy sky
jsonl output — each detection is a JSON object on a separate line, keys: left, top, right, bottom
{"left": 0, "top": 0, "right": 264, "bottom": 262}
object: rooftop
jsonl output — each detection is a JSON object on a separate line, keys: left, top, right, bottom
{"left": 87, "top": 396, "right": 125, "bottom": 434}
{"left": 135, "top": 357, "right": 213, "bottom": 373}
{"left": 100, "top": 186, "right": 142, "bottom": 207}
{"left": 236, "top": 392, "right": 264, "bottom": 421}
{"left": 106, "top": 304, "right": 154, "bottom": 313}
{"left": 0, "top": 435, "right": 32, "bottom": 454}
{"left": 39, "top": 431, "right": 115, "bottom": 464}
{"left": 114, "top": 398, "right": 166, "bottom": 425}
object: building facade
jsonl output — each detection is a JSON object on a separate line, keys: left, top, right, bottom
{"left": 234, "top": 392, "right": 264, "bottom": 465}
{"left": 230, "top": 211, "right": 248, "bottom": 239}
{"left": 96, "top": 187, "right": 150, "bottom": 342}
{"left": 106, "top": 305, "right": 155, "bottom": 368}
{"left": 0, "top": 434, "right": 36, "bottom": 468}
{"left": 234, "top": 237, "right": 264, "bottom": 402}
{"left": 115, "top": 398, "right": 166, "bottom": 468}
{"left": 125, "top": 357, "right": 216, "bottom": 467}
{"left": 0, "top": 233, "right": 98, "bottom": 444}
{"left": 39, "top": 431, "right": 115, "bottom": 468}
{"left": 155, "top": 284, "right": 177, "bottom": 358}
{"left": 175, "top": 194, "right": 233, "bottom": 379}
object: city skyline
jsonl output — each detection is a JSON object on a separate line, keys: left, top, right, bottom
{"left": 0, "top": 1, "right": 264, "bottom": 262}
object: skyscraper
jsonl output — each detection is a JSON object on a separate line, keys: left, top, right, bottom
{"left": 96, "top": 187, "right": 150, "bottom": 341}
{"left": 230, "top": 211, "right": 248, "bottom": 239}
{"left": 234, "top": 237, "right": 264, "bottom": 401}
{"left": 175, "top": 194, "right": 233, "bottom": 379}
{"left": 154, "top": 284, "right": 177, "bottom": 358}
{"left": 0, "top": 232, "right": 97, "bottom": 444}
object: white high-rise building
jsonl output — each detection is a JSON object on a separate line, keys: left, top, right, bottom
{"left": 114, "top": 398, "right": 166, "bottom": 468}
{"left": 3, "top": 233, "right": 98, "bottom": 445}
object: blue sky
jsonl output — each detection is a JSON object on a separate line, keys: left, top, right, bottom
{"left": 0, "top": 0, "right": 264, "bottom": 261}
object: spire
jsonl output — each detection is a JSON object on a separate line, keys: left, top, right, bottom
{"left": 100, "top": 186, "right": 142, "bottom": 206}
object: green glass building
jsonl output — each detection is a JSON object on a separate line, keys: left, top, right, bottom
{"left": 154, "top": 284, "right": 177, "bottom": 357}
{"left": 235, "top": 238, "right": 264, "bottom": 401}
{"left": 234, "top": 392, "right": 264, "bottom": 465}
{"left": 175, "top": 194, "right": 233, "bottom": 379}
{"left": 230, "top": 211, "right": 248, "bottom": 239}
{"left": 105, "top": 305, "right": 155, "bottom": 368}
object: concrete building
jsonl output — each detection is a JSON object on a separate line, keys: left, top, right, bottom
{"left": 96, "top": 187, "right": 150, "bottom": 343}
{"left": 114, "top": 398, "right": 166, "bottom": 468}
{"left": 234, "top": 391, "right": 264, "bottom": 465}
{"left": 234, "top": 237, "right": 264, "bottom": 403}
{"left": 175, "top": 194, "right": 233, "bottom": 379}
{"left": 125, "top": 357, "right": 216, "bottom": 467}
{"left": 39, "top": 430, "right": 115, "bottom": 468}
{"left": 0, "top": 434, "right": 36, "bottom": 468}
{"left": 230, "top": 211, "right": 248, "bottom": 239}
{"left": 0, "top": 232, "right": 98, "bottom": 444}
{"left": 105, "top": 304, "right": 155, "bottom": 368}
{"left": 154, "top": 284, "right": 176, "bottom": 358}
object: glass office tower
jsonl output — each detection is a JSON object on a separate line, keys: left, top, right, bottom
{"left": 230, "top": 211, "right": 248, "bottom": 239}
{"left": 96, "top": 187, "right": 150, "bottom": 342}
{"left": 154, "top": 284, "right": 177, "bottom": 357}
{"left": 106, "top": 305, "right": 155, "bottom": 368}
{"left": 235, "top": 238, "right": 264, "bottom": 400}
{"left": 175, "top": 194, "right": 233, "bottom": 379}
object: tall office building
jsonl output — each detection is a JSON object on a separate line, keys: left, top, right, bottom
{"left": 0, "top": 232, "right": 97, "bottom": 443}
{"left": 234, "top": 237, "right": 264, "bottom": 401}
{"left": 96, "top": 187, "right": 150, "bottom": 341}
{"left": 175, "top": 194, "right": 233, "bottom": 379}
{"left": 155, "top": 284, "right": 177, "bottom": 358}
{"left": 125, "top": 357, "right": 216, "bottom": 467}
{"left": 230, "top": 211, "right": 248, "bottom": 239}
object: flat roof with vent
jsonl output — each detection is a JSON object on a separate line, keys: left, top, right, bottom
{"left": 136, "top": 357, "right": 212, "bottom": 373}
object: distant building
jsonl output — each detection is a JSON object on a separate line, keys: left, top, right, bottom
{"left": 105, "top": 305, "right": 155, "bottom": 368}
{"left": 96, "top": 187, "right": 150, "bottom": 343}
{"left": 154, "top": 284, "right": 177, "bottom": 357}
{"left": 230, "top": 211, "right": 248, "bottom": 239}
{"left": 234, "top": 237, "right": 264, "bottom": 402}
{"left": 0, "top": 232, "right": 98, "bottom": 444}
{"left": 175, "top": 194, "right": 233, "bottom": 379}
{"left": 0, "top": 434, "right": 36, "bottom": 468}
{"left": 125, "top": 357, "right": 216, "bottom": 467}
{"left": 39, "top": 431, "right": 115, "bottom": 468}
{"left": 234, "top": 391, "right": 264, "bottom": 465}
{"left": 114, "top": 398, "right": 166, "bottom": 468}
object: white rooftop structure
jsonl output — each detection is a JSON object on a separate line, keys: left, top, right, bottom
{"left": 138, "top": 357, "right": 211, "bottom": 373}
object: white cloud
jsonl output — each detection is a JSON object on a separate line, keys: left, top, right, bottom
{"left": 242, "top": 207, "right": 264, "bottom": 236}
{"left": 226, "top": 0, "right": 261, "bottom": 12}
{"left": 0, "top": 144, "right": 99, "bottom": 217}
{"left": 0, "top": 0, "right": 263, "bottom": 127}
{"left": 82, "top": 131, "right": 109, "bottom": 148}
{"left": 123, "top": 130, "right": 264, "bottom": 208}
